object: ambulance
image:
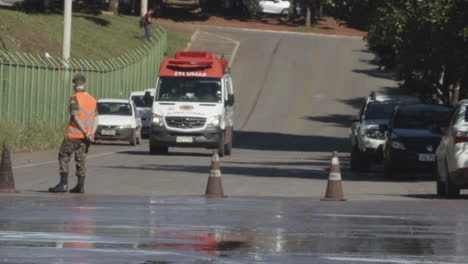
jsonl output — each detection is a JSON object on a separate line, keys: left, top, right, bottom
{"left": 145, "top": 51, "right": 234, "bottom": 156}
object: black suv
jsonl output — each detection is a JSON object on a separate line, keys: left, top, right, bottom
{"left": 383, "top": 104, "right": 452, "bottom": 178}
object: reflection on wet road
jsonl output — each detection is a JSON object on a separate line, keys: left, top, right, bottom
{"left": 1, "top": 195, "right": 468, "bottom": 264}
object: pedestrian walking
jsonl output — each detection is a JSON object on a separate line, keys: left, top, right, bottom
{"left": 140, "top": 8, "right": 154, "bottom": 40}
{"left": 48, "top": 74, "right": 98, "bottom": 194}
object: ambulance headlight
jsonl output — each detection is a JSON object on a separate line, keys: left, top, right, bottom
{"left": 152, "top": 114, "right": 163, "bottom": 126}
{"left": 208, "top": 115, "right": 221, "bottom": 127}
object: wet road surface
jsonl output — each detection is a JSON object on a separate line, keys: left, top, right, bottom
{"left": 1, "top": 194, "right": 468, "bottom": 264}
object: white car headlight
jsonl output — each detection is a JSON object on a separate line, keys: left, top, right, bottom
{"left": 152, "top": 114, "right": 163, "bottom": 126}
{"left": 391, "top": 141, "right": 406, "bottom": 150}
{"left": 119, "top": 124, "right": 131, "bottom": 129}
{"left": 208, "top": 115, "right": 221, "bottom": 127}
{"left": 365, "top": 129, "right": 384, "bottom": 140}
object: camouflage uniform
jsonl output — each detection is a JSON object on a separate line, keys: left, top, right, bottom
{"left": 58, "top": 96, "right": 91, "bottom": 177}
{"left": 58, "top": 137, "right": 90, "bottom": 177}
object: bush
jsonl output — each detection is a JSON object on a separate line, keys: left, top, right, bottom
{"left": 0, "top": 121, "right": 65, "bottom": 151}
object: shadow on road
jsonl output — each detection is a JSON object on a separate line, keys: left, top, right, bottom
{"left": 352, "top": 68, "right": 399, "bottom": 81}
{"left": 339, "top": 97, "right": 365, "bottom": 110}
{"left": 234, "top": 131, "right": 350, "bottom": 153}
{"left": 303, "top": 114, "right": 353, "bottom": 128}
{"left": 104, "top": 164, "right": 329, "bottom": 179}
{"left": 119, "top": 150, "right": 211, "bottom": 157}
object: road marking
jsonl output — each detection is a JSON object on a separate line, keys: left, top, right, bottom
{"left": 13, "top": 147, "right": 137, "bottom": 169}
{"left": 322, "top": 256, "right": 454, "bottom": 264}
{"left": 289, "top": 39, "right": 321, "bottom": 135}
{"left": 191, "top": 28, "right": 240, "bottom": 67}
{"left": 184, "top": 28, "right": 200, "bottom": 51}
{"left": 199, "top": 30, "right": 240, "bottom": 68}
{"left": 316, "top": 213, "right": 405, "bottom": 219}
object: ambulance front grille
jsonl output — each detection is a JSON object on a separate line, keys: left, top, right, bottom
{"left": 165, "top": 117, "right": 206, "bottom": 129}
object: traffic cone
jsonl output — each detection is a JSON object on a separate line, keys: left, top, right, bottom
{"left": 0, "top": 141, "right": 16, "bottom": 193}
{"left": 204, "top": 149, "right": 225, "bottom": 198}
{"left": 321, "top": 151, "right": 346, "bottom": 201}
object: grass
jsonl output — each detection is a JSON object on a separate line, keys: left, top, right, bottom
{"left": 0, "top": 121, "right": 66, "bottom": 151}
{"left": 0, "top": 8, "right": 190, "bottom": 151}
{"left": 291, "top": 26, "right": 318, "bottom": 33}
{"left": 0, "top": 8, "right": 190, "bottom": 59}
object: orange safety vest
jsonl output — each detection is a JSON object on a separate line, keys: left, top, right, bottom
{"left": 66, "top": 92, "right": 97, "bottom": 139}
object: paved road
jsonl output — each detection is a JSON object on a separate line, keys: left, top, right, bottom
{"left": 1, "top": 195, "right": 468, "bottom": 263}
{"left": 4, "top": 26, "right": 468, "bottom": 264}
{"left": 10, "top": 27, "right": 450, "bottom": 200}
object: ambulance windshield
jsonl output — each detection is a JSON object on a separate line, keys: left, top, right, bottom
{"left": 156, "top": 77, "right": 222, "bottom": 103}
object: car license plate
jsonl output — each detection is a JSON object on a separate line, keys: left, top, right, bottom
{"left": 101, "top": 129, "right": 116, "bottom": 136}
{"left": 418, "top": 153, "right": 435, "bottom": 162}
{"left": 176, "top": 136, "right": 193, "bottom": 143}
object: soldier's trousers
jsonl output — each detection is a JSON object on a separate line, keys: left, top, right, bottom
{"left": 58, "top": 137, "right": 90, "bottom": 177}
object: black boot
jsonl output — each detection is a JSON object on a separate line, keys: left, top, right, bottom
{"left": 69, "top": 176, "right": 85, "bottom": 193}
{"left": 48, "top": 173, "right": 68, "bottom": 193}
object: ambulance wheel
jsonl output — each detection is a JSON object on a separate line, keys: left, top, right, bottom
{"left": 218, "top": 134, "right": 225, "bottom": 157}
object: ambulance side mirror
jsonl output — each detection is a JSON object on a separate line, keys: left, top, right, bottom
{"left": 226, "top": 94, "right": 235, "bottom": 106}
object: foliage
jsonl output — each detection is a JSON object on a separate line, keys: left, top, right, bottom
{"left": 365, "top": 0, "right": 468, "bottom": 104}
{"left": 0, "top": 121, "right": 65, "bottom": 151}
{"left": 0, "top": 9, "right": 189, "bottom": 60}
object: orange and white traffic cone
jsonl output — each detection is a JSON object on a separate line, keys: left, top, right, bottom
{"left": 321, "top": 151, "right": 346, "bottom": 201}
{"left": 204, "top": 149, "right": 225, "bottom": 198}
{"left": 0, "top": 141, "right": 16, "bottom": 193}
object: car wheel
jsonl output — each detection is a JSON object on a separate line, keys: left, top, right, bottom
{"left": 224, "top": 139, "right": 232, "bottom": 156}
{"left": 350, "top": 145, "right": 366, "bottom": 171}
{"left": 129, "top": 130, "right": 137, "bottom": 146}
{"left": 218, "top": 133, "right": 225, "bottom": 158}
{"left": 136, "top": 129, "right": 142, "bottom": 145}
{"left": 446, "top": 174, "right": 460, "bottom": 199}
{"left": 149, "top": 140, "right": 168, "bottom": 155}
{"left": 436, "top": 163, "right": 446, "bottom": 196}
{"left": 436, "top": 180, "right": 446, "bottom": 196}
{"left": 383, "top": 151, "right": 395, "bottom": 179}
{"left": 280, "top": 9, "right": 288, "bottom": 19}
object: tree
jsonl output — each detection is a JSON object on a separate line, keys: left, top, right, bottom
{"left": 108, "top": 0, "right": 119, "bottom": 14}
{"left": 366, "top": 0, "right": 468, "bottom": 104}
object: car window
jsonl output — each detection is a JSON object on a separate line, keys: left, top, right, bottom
{"left": 157, "top": 77, "right": 222, "bottom": 103}
{"left": 131, "top": 95, "right": 153, "bottom": 107}
{"left": 98, "top": 102, "right": 132, "bottom": 116}
{"left": 364, "top": 103, "right": 397, "bottom": 120}
{"left": 394, "top": 109, "right": 451, "bottom": 129}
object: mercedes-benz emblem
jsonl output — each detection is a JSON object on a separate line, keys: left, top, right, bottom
{"left": 426, "top": 145, "right": 434, "bottom": 152}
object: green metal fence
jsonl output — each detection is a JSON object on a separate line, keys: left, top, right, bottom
{"left": 0, "top": 26, "right": 167, "bottom": 126}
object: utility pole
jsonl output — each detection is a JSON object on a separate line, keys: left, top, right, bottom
{"left": 62, "top": 0, "right": 72, "bottom": 60}
{"left": 141, "top": 0, "right": 148, "bottom": 17}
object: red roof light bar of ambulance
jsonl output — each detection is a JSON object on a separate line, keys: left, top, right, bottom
{"left": 174, "top": 51, "right": 213, "bottom": 59}
{"left": 167, "top": 60, "right": 213, "bottom": 66}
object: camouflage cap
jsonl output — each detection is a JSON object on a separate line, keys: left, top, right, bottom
{"left": 72, "top": 73, "right": 86, "bottom": 84}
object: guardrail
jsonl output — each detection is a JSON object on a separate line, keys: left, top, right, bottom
{"left": 0, "top": 26, "right": 166, "bottom": 126}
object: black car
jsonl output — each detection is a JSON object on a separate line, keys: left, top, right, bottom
{"left": 383, "top": 104, "right": 452, "bottom": 178}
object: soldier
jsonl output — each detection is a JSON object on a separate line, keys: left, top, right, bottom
{"left": 48, "top": 73, "right": 98, "bottom": 194}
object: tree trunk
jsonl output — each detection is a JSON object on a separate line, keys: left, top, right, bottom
{"left": 452, "top": 82, "right": 460, "bottom": 106}
{"left": 287, "top": 0, "right": 297, "bottom": 21}
{"left": 306, "top": 7, "right": 311, "bottom": 27}
{"left": 108, "top": 0, "right": 119, "bottom": 14}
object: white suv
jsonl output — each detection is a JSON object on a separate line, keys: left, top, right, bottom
{"left": 436, "top": 100, "right": 468, "bottom": 198}
{"left": 350, "top": 92, "right": 422, "bottom": 170}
